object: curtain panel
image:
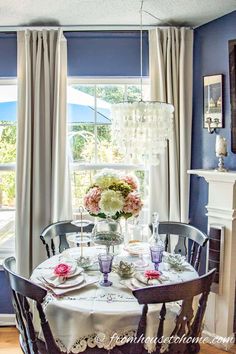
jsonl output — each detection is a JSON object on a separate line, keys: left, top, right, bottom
{"left": 149, "top": 28, "right": 193, "bottom": 223}
{"left": 16, "top": 29, "right": 72, "bottom": 277}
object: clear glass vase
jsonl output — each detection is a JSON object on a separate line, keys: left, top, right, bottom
{"left": 92, "top": 217, "right": 124, "bottom": 254}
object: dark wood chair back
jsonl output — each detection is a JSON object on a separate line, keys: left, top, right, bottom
{"left": 3, "top": 257, "right": 61, "bottom": 354}
{"left": 40, "top": 220, "right": 94, "bottom": 258}
{"left": 150, "top": 221, "right": 208, "bottom": 272}
{"left": 131, "top": 268, "right": 216, "bottom": 354}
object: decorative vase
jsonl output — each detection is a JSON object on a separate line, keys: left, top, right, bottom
{"left": 92, "top": 217, "right": 124, "bottom": 254}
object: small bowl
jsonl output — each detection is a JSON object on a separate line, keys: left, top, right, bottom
{"left": 113, "top": 261, "right": 135, "bottom": 279}
{"left": 76, "top": 256, "right": 94, "bottom": 270}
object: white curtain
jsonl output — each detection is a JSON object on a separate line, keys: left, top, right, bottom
{"left": 149, "top": 27, "right": 193, "bottom": 223}
{"left": 16, "top": 29, "right": 72, "bottom": 277}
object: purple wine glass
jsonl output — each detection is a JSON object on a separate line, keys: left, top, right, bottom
{"left": 98, "top": 254, "right": 114, "bottom": 287}
{"left": 150, "top": 245, "right": 164, "bottom": 271}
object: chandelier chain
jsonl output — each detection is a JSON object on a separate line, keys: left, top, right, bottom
{"left": 140, "top": 0, "right": 144, "bottom": 101}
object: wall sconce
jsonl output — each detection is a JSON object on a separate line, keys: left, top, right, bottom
{"left": 205, "top": 117, "right": 220, "bottom": 134}
{"left": 203, "top": 74, "right": 224, "bottom": 134}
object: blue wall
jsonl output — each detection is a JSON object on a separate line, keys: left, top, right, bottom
{"left": 0, "top": 31, "right": 148, "bottom": 78}
{"left": 0, "top": 33, "right": 17, "bottom": 77}
{"left": 190, "top": 11, "right": 236, "bottom": 233}
{"left": 0, "top": 271, "right": 14, "bottom": 313}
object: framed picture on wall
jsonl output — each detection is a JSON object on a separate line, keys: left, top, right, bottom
{"left": 203, "top": 74, "right": 223, "bottom": 132}
{"left": 229, "top": 39, "right": 236, "bottom": 153}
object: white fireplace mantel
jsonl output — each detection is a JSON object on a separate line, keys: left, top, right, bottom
{"left": 188, "top": 169, "right": 236, "bottom": 349}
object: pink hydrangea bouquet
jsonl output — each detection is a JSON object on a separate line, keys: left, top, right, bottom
{"left": 84, "top": 169, "right": 143, "bottom": 220}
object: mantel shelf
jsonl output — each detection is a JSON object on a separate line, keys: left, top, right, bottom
{"left": 187, "top": 169, "right": 236, "bottom": 183}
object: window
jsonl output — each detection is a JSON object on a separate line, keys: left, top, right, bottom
{"left": 0, "top": 79, "right": 17, "bottom": 259}
{"left": 67, "top": 78, "right": 150, "bottom": 218}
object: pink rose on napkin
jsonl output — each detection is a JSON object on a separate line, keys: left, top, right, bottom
{"left": 144, "top": 270, "right": 161, "bottom": 280}
{"left": 53, "top": 263, "right": 72, "bottom": 278}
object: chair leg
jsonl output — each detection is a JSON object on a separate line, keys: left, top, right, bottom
{"left": 187, "top": 342, "right": 201, "bottom": 354}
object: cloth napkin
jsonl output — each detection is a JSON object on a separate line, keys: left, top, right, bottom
{"left": 44, "top": 278, "right": 99, "bottom": 296}
{"left": 134, "top": 272, "right": 160, "bottom": 286}
{"left": 128, "top": 271, "right": 170, "bottom": 289}
{"left": 42, "top": 264, "right": 83, "bottom": 287}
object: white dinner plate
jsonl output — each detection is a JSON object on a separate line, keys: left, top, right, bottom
{"left": 43, "top": 273, "right": 85, "bottom": 289}
{"left": 124, "top": 241, "right": 150, "bottom": 256}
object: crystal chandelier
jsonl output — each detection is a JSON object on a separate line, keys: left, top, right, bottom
{"left": 111, "top": 1, "right": 174, "bottom": 166}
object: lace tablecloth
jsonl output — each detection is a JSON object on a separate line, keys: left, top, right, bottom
{"left": 31, "top": 247, "right": 198, "bottom": 353}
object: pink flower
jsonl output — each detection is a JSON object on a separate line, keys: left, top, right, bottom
{"left": 84, "top": 187, "right": 101, "bottom": 214}
{"left": 144, "top": 270, "right": 161, "bottom": 280}
{"left": 123, "top": 192, "right": 143, "bottom": 216}
{"left": 121, "top": 176, "right": 138, "bottom": 191}
{"left": 53, "top": 263, "right": 72, "bottom": 278}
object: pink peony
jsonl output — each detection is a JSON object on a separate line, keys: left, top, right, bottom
{"left": 54, "top": 263, "right": 72, "bottom": 278}
{"left": 84, "top": 187, "right": 101, "bottom": 214}
{"left": 144, "top": 270, "right": 161, "bottom": 280}
{"left": 123, "top": 192, "right": 143, "bottom": 216}
{"left": 121, "top": 176, "right": 138, "bottom": 191}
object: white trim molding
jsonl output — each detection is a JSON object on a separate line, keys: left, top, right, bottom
{"left": 188, "top": 169, "right": 236, "bottom": 347}
{"left": 0, "top": 314, "right": 15, "bottom": 326}
{"left": 202, "top": 330, "right": 235, "bottom": 351}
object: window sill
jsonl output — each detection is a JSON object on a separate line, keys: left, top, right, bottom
{"left": 71, "top": 162, "right": 146, "bottom": 171}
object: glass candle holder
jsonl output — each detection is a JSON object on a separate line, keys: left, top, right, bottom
{"left": 150, "top": 244, "right": 164, "bottom": 271}
{"left": 98, "top": 253, "right": 114, "bottom": 287}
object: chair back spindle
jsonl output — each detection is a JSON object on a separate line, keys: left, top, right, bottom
{"left": 40, "top": 220, "right": 94, "bottom": 258}
{"left": 150, "top": 221, "right": 208, "bottom": 272}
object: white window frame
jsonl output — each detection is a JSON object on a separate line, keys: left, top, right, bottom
{"left": 68, "top": 76, "right": 149, "bottom": 172}
{"left": 0, "top": 78, "right": 17, "bottom": 260}
{"left": 68, "top": 77, "right": 150, "bottom": 218}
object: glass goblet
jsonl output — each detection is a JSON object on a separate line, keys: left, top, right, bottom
{"left": 98, "top": 254, "right": 114, "bottom": 287}
{"left": 150, "top": 245, "right": 164, "bottom": 271}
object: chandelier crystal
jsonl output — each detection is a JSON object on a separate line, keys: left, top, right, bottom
{"left": 112, "top": 101, "right": 174, "bottom": 165}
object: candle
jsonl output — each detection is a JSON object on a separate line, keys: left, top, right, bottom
{"left": 215, "top": 135, "right": 227, "bottom": 156}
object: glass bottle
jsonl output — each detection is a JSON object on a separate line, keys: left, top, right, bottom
{"left": 149, "top": 212, "right": 165, "bottom": 264}
{"left": 149, "top": 212, "right": 165, "bottom": 270}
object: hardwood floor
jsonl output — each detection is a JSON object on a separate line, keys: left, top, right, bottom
{"left": 0, "top": 326, "right": 235, "bottom": 354}
{"left": 0, "top": 327, "right": 22, "bottom": 354}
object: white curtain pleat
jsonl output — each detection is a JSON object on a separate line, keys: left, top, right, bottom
{"left": 148, "top": 28, "right": 193, "bottom": 224}
{"left": 16, "top": 29, "right": 72, "bottom": 277}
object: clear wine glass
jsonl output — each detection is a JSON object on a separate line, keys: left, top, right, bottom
{"left": 98, "top": 253, "right": 114, "bottom": 287}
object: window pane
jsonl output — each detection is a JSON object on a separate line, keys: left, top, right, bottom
{"left": 127, "top": 84, "right": 149, "bottom": 101}
{"left": 68, "top": 85, "right": 96, "bottom": 163}
{"left": 0, "top": 83, "right": 17, "bottom": 258}
{"left": 0, "top": 170, "right": 15, "bottom": 254}
{"left": 0, "top": 123, "right": 16, "bottom": 163}
{"left": 96, "top": 85, "right": 125, "bottom": 163}
{"left": 71, "top": 169, "right": 95, "bottom": 210}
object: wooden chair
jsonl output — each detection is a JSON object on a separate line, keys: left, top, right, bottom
{"left": 3, "top": 257, "right": 129, "bottom": 354}
{"left": 150, "top": 221, "right": 208, "bottom": 272}
{"left": 3, "top": 257, "right": 61, "bottom": 354}
{"left": 40, "top": 220, "right": 94, "bottom": 258}
{"left": 130, "top": 268, "right": 216, "bottom": 354}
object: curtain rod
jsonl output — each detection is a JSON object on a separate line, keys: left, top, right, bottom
{"left": 0, "top": 24, "right": 192, "bottom": 33}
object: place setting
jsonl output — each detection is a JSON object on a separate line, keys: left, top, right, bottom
{"left": 35, "top": 260, "right": 99, "bottom": 296}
